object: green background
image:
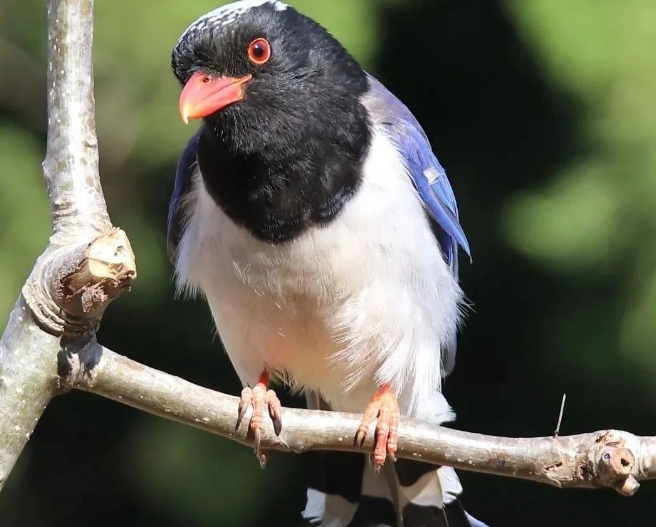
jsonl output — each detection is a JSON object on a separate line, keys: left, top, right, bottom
{"left": 2, "top": 0, "right": 656, "bottom": 526}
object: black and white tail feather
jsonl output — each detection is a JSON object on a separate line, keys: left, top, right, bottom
{"left": 302, "top": 392, "right": 488, "bottom": 527}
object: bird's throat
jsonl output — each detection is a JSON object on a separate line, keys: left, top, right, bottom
{"left": 196, "top": 118, "right": 370, "bottom": 244}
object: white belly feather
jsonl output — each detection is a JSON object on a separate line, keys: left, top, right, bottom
{"left": 174, "top": 129, "right": 462, "bottom": 422}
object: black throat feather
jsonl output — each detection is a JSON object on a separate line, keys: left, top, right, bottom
{"left": 196, "top": 79, "right": 371, "bottom": 243}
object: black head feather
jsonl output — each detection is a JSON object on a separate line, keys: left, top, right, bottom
{"left": 171, "top": 1, "right": 372, "bottom": 243}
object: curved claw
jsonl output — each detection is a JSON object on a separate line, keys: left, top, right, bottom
{"left": 237, "top": 380, "right": 282, "bottom": 467}
{"left": 236, "top": 386, "right": 253, "bottom": 430}
{"left": 356, "top": 386, "right": 400, "bottom": 471}
{"left": 266, "top": 389, "right": 283, "bottom": 436}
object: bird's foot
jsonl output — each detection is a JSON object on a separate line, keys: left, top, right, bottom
{"left": 236, "top": 372, "right": 282, "bottom": 468}
{"left": 355, "top": 385, "right": 400, "bottom": 472}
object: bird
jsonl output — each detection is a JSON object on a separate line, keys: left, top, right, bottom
{"left": 168, "top": 1, "right": 489, "bottom": 526}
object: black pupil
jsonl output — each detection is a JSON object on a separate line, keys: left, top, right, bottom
{"left": 252, "top": 43, "right": 265, "bottom": 58}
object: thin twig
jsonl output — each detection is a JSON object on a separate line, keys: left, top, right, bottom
{"left": 0, "top": 0, "right": 134, "bottom": 492}
{"left": 68, "top": 345, "right": 653, "bottom": 497}
{"left": 554, "top": 393, "right": 567, "bottom": 437}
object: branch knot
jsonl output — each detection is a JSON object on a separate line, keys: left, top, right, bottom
{"left": 23, "top": 228, "right": 136, "bottom": 336}
{"left": 591, "top": 431, "right": 641, "bottom": 496}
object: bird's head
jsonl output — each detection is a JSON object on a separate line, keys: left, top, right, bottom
{"left": 171, "top": 0, "right": 368, "bottom": 130}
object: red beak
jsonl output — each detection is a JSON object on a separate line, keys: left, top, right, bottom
{"left": 179, "top": 72, "right": 252, "bottom": 124}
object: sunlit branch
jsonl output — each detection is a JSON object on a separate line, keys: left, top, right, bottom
{"left": 69, "top": 344, "right": 653, "bottom": 497}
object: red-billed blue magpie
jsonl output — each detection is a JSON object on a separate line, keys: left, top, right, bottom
{"left": 168, "top": 2, "right": 489, "bottom": 526}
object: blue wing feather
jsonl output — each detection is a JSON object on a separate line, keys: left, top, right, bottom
{"left": 363, "top": 75, "right": 469, "bottom": 376}
{"left": 364, "top": 74, "right": 471, "bottom": 275}
{"left": 167, "top": 131, "right": 200, "bottom": 263}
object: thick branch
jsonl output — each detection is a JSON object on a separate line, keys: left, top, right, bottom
{"left": 0, "top": 297, "right": 59, "bottom": 490}
{"left": 23, "top": 0, "right": 136, "bottom": 336}
{"left": 69, "top": 345, "right": 656, "bottom": 496}
{"left": 43, "top": 0, "right": 110, "bottom": 243}
{"left": 0, "top": 0, "right": 135, "bottom": 491}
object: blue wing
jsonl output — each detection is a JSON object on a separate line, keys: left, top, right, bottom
{"left": 363, "top": 74, "right": 470, "bottom": 376}
{"left": 364, "top": 74, "right": 471, "bottom": 275}
{"left": 167, "top": 131, "right": 200, "bottom": 263}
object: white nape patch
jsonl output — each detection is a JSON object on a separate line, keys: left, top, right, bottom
{"left": 303, "top": 489, "right": 357, "bottom": 527}
{"left": 180, "top": 0, "right": 288, "bottom": 41}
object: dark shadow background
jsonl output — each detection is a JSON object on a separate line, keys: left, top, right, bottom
{"left": 1, "top": 0, "right": 655, "bottom": 526}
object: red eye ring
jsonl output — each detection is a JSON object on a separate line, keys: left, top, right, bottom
{"left": 248, "top": 38, "right": 271, "bottom": 65}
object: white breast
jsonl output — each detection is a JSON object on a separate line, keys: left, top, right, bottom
{"left": 174, "top": 128, "right": 463, "bottom": 421}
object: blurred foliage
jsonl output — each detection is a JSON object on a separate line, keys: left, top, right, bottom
{"left": 1, "top": 0, "right": 656, "bottom": 526}
{"left": 503, "top": 0, "right": 656, "bottom": 371}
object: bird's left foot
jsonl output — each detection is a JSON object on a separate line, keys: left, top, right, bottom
{"left": 355, "top": 385, "right": 400, "bottom": 472}
{"left": 236, "top": 371, "right": 282, "bottom": 468}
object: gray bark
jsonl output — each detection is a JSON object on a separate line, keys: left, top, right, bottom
{"left": 68, "top": 344, "right": 651, "bottom": 496}
{"left": 0, "top": 297, "right": 59, "bottom": 489}
{"left": 0, "top": 0, "right": 653, "bottom": 505}
{"left": 0, "top": 0, "right": 135, "bottom": 492}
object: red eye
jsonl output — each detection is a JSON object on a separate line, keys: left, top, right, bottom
{"left": 248, "top": 38, "right": 271, "bottom": 65}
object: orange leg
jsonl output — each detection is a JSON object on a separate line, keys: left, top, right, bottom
{"left": 236, "top": 370, "right": 282, "bottom": 467}
{"left": 355, "top": 384, "right": 400, "bottom": 471}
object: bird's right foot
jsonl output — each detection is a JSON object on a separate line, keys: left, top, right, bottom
{"left": 236, "top": 371, "right": 282, "bottom": 467}
{"left": 355, "top": 384, "right": 400, "bottom": 473}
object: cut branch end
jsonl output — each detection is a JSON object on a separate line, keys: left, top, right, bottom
{"left": 60, "top": 227, "right": 136, "bottom": 314}
{"left": 592, "top": 432, "right": 640, "bottom": 496}
{"left": 23, "top": 228, "right": 136, "bottom": 337}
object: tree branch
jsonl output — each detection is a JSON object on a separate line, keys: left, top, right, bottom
{"left": 43, "top": 0, "right": 109, "bottom": 242}
{"left": 1, "top": 0, "right": 655, "bottom": 508}
{"left": 65, "top": 344, "right": 655, "bottom": 496}
{"left": 0, "top": 0, "right": 135, "bottom": 491}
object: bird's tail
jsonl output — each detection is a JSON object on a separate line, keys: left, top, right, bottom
{"left": 302, "top": 392, "right": 489, "bottom": 527}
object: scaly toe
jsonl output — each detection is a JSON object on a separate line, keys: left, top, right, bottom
{"left": 265, "top": 389, "right": 283, "bottom": 436}
{"left": 236, "top": 382, "right": 283, "bottom": 466}
{"left": 236, "top": 386, "right": 253, "bottom": 430}
{"left": 358, "top": 387, "right": 400, "bottom": 470}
